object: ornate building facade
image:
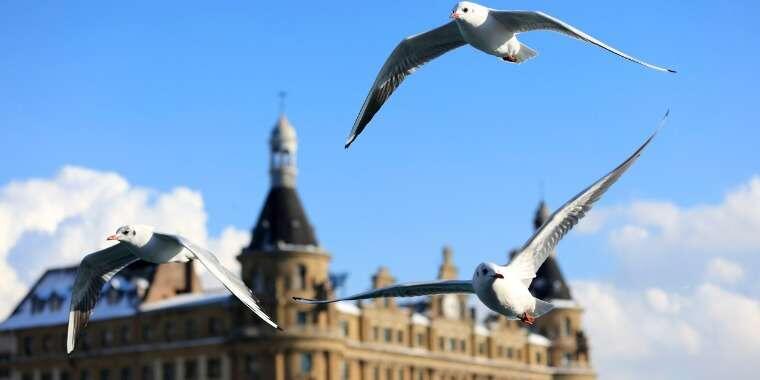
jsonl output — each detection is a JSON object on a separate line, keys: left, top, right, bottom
{"left": 0, "top": 114, "right": 595, "bottom": 380}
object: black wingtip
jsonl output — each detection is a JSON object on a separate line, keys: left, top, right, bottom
{"left": 276, "top": 325, "right": 284, "bottom": 332}
{"left": 667, "top": 69, "right": 677, "bottom": 74}
{"left": 344, "top": 134, "right": 357, "bottom": 149}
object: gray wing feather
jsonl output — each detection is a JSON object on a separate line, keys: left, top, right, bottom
{"left": 67, "top": 243, "right": 138, "bottom": 354}
{"left": 293, "top": 280, "right": 474, "bottom": 304}
{"left": 491, "top": 10, "right": 675, "bottom": 73}
{"left": 159, "top": 233, "right": 282, "bottom": 331}
{"left": 508, "top": 112, "right": 667, "bottom": 280}
{"left": 345, "top": 21, "right": 466, "bottom": 148}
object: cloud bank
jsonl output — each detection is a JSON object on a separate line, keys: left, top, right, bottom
{"left": 0, "top": 166, "right": 249, "bottom": 318}
{"left": 573, "top": 176, "right": 760, "bottom": 379}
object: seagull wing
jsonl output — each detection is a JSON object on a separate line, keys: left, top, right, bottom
{"left": 293, "top": 279, "right": 473, "bottom": 304}
{"left": 491, "top": 10, "right": 675, "bottom": 73}
{"left": 67, "top": 243, "right": 139, "bottom": 354}
{"left": 507, "top": 112, "right": 668, "bottom": 282}
{"left": 157, "top": 233, "right": 281, "bottom": 331}
{"left": 345, "top": 21, "right": 466, "bottom": 148}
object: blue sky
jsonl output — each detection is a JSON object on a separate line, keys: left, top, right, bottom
{"left": 1, "top": 0, "right": 758, "bottom": 296}
{"left": 2, "top": 1, "right": 760, "bottom": 377}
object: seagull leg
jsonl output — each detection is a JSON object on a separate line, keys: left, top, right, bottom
{"left": 502, "top": 55, "right": 518, "bottom": 63}
{"left": 520, "top": 312, "right": 535, "bottom": 325}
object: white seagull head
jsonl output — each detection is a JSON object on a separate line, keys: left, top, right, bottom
{"left": 472, "top": 262, "right": 504, "bottom": 285}
{"left": 107, "top": 224, "right": 154, "bottom": 246}
{"left": 450, "top": 2, "right": 487, "bottom": 25}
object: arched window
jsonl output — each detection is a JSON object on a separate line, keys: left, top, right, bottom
{"left": 293, "top": 264, "right": 307, "bottom": 290}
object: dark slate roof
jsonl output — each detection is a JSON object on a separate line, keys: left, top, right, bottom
{"left": 529, "top": 256, "right": 572, "bottom": 300}
{"left": 247, "top": 186, "right": 318, "bottom": 251}
{"left": 513, "top": 200, "right": 573, "bottom": 301}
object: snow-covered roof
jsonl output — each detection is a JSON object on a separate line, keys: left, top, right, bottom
{"left": 411, "top": 313, "right": 430, "bottom": 326}
{"left": 528, "top": 333, "right": 552, "bottom": 347}
{"left": 549, "top": 299, "right": 582, "bottom": 310}
{"left": 0, "top": 267, "right": 140, "bottom": 331}
{"left": 335, "top": 302, "right": 361, "bottom": 316}
{"left": 474, "top": 324, "right": 490, "bottom": 336}
{"left": 139, "top": 291, "right": 230, "bottom": 312}
{"left": 0, "top": 266, "right": 229, "bottom": 331}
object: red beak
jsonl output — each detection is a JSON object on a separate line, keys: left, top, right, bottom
{"left": 107, "top": 235, "right": 118, "bottom": 241}
{"left": 492, "top": 273, "right": 504, "bottom": 279}
{"left": 450, "top": 12, "right": 460, "bottom": 19}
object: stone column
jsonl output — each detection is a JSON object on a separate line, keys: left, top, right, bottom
{"left": 198, "top": 355, "right": 207, "bottom": 380}
{"left": 274, "top": 351, "right": 285, "bottom": 380}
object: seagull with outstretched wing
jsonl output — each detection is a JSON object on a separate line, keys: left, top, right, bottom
{"left": 67, "top": 225, "right": 281, "bottom": 354}
{"left": 345, "top": 1, "right": 675, "bottom": 148}
{"left": 304, "top": 112, "right": 668, "bottom": 324}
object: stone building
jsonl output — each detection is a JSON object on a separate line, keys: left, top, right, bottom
{"left": 0, "top": 114, "right": 595, "bottom": 380}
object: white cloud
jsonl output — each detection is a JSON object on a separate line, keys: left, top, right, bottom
{"left": 571, "top": 175, "right": 760, "bottom": 379}
{"left": 0, "top": 166, "right": 249, "bottom": 318}
{"left": 575, "top": 176, "right": 760, "bottom": 292}
{"left": 573, "top": 279, "right": 760, "bottom": 380}
{"left": 705, "top": 257, "right": 745, "bottom": 285}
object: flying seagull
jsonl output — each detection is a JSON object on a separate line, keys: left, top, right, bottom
{"left": 301, "top": 112, "right": 668, "bottom": 324}
{"left": 344, "top": 1, "right": 675, "bottom": 148}
{"left": 67, "top": 225, "right": 281, "bottom": 354}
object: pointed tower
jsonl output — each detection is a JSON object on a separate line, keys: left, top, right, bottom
{"left": 528, "top": 200, "right": 593, "bottom": 371}
{"left": 430, "top": 246, "right": 468, "bottom": 320}
{"left": 238, "top": 113, "right": 334, "bottom": 332}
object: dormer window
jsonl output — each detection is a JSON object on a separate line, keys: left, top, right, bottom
{"left": 48, "top": 293, "right": 63, "bottom": 311}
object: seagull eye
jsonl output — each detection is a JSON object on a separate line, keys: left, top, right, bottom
{"left": 481, "top": 268, "right": 487, "bottom": 275}
{"left": 463, "top": 7, "right": 469, "bottom": 13}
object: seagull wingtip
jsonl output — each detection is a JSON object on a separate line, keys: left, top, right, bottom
{"left": 344, "top": 136, "right": 355, "bottom": 149}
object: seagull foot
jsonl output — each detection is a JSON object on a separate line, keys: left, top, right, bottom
{"left": 502, "top": 55, "right": 518, "bottom": 63}
{"left": 520, "top": 312, "right": 535, "bottom": 325}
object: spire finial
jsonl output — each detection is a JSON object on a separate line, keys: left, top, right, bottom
{"left": 278, "top": 91, "right": 287, "bottom": 114}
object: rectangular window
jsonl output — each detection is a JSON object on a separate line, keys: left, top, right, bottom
{"left": 184, "top": 359, "right": 197, "bottom": 380}
{"left": 535, "top": 352, "right": 542, "bottom": 364}
{"left": 397, "top": 330, "right": 403, "bottom": 343}
{"left": 184, "top": 319, "right": 197, "bottom": 339}
{"left": 384, "top": 328, "right": 392, "bottom": 343}
{"left": 142, "top": 325, "right": 153, "bottom": 341}
{"left": 22, "top": 336, "right": 33, "bottom": 355}
{"left": 340, "top": 320, "right": 350, "bottom": 337}
{"left": 99, "top": 369, "right": 110, "bottom": 380}
{"left": 208, "top": 318, "right": 223, "bottom": 335}
{"left": 206, "top": 357, "right": 221, "bottom": 379}
{"left": 245, "top": 355, "right": 261, "bottom": 379}
{"left": 300, "top": 353, "right": 313, "bottom": 374}
{"left": 448, "top": 338, "right": 456, "bottom": 351}
{"left": 478, "top": 342, "right": 486, "bottom": 355}
{"left": 398, "top": 368, "right": 404, "bottom": 380}
{"left": 119, "top": 325, "right": 130, "bottom": 344}
{"left": 120, "top": 368, "right": 132, "bottom": 380}
{"left": 507, "top": 347, "right": 513, "bottom": 358}
{"left": 340, "top": 360, "right": 349, "bottom": 380}
{"left": 416, "top": 333, "right": 425, "bottom": 347}
{"left": 164, "top": 322, "right": 175, "bottom": 341}
{"left": 373, "top": 326, "right": 379, "bottom": 341}
{"left": 438, "top": 337, "right": 445, "bottom": 350}
{"left": 162, "top": 362, "right": 175, "bottom": 380}
{"left": 141, "top": 366, "right": 154, "bottom": 380}
{"left": 297, "top": 311, "right": 308, "bottom": 326}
